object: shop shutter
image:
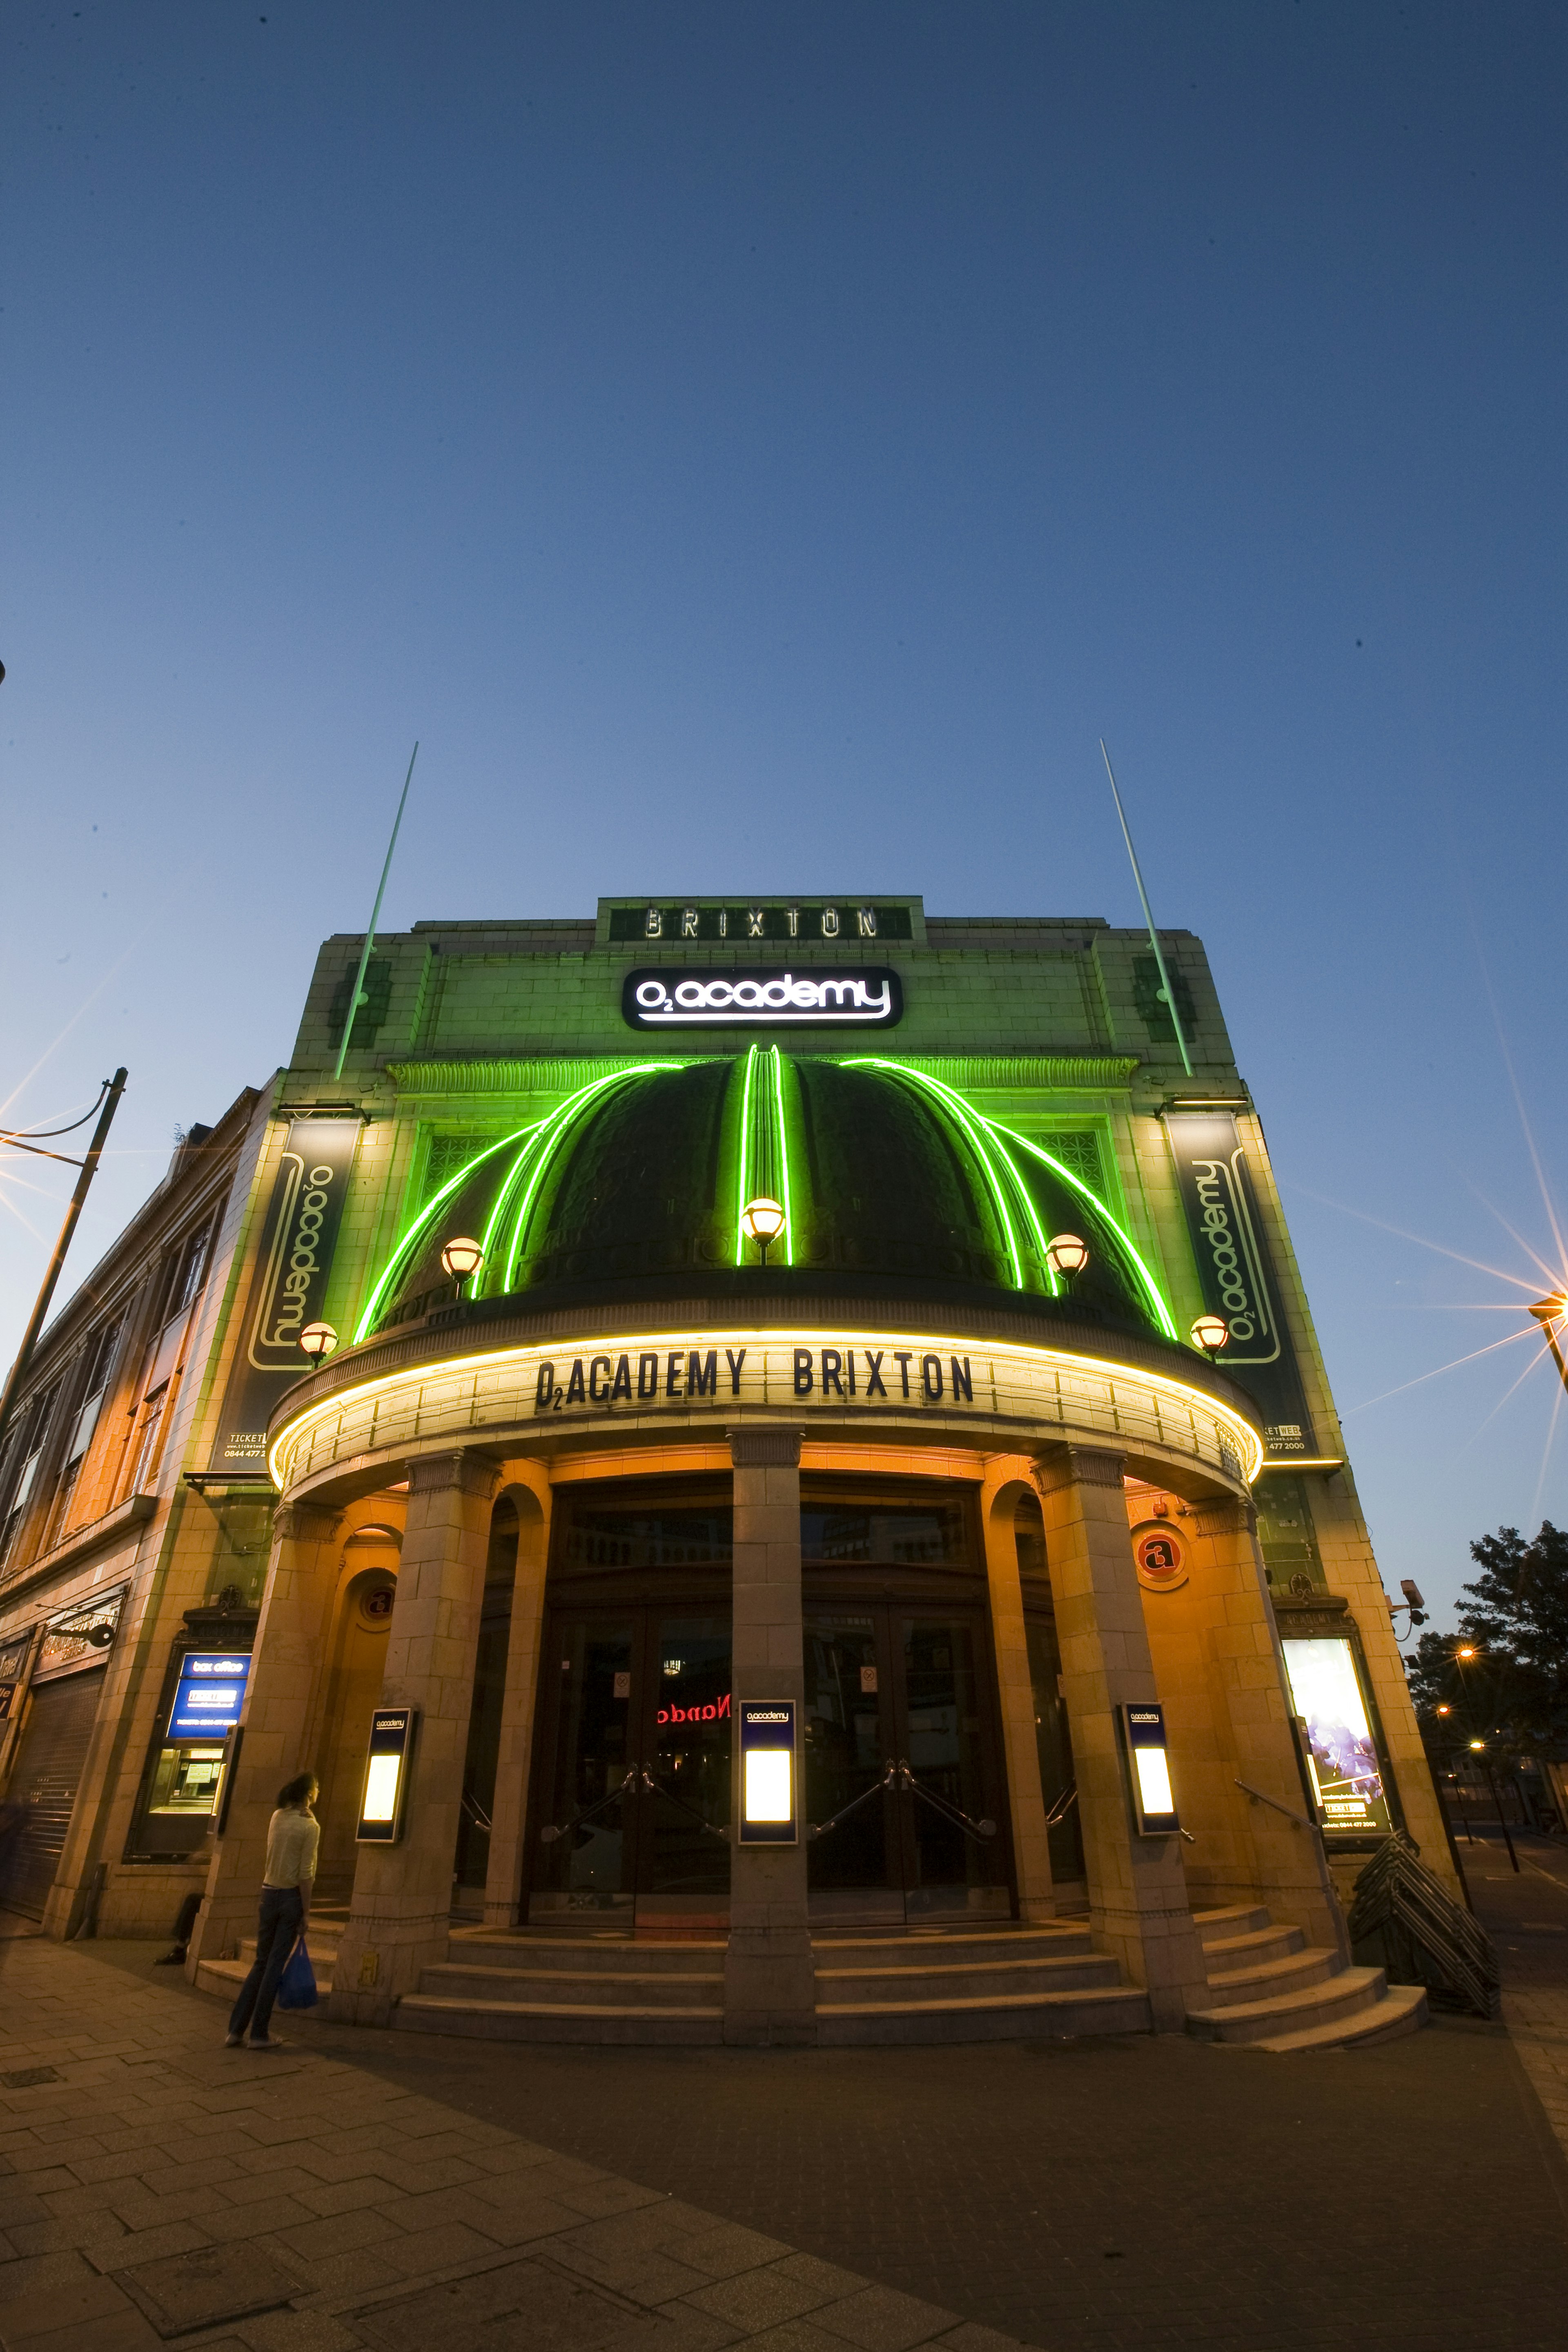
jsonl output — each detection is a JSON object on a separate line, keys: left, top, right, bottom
{"left": 2, "top": 1668, "right": 105, "bottom": 1919}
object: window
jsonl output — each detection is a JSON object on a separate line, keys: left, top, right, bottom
{"left": 0, "top": 1383, "right": 60, "bottom": 1566}
{"left": 154, "top": 1222, "right": 214, "bottom": 1332}
{"left": 129, "top": 1385, "right": 169, "bottom": 1497}
{"left": 41, "top": 1319, "right": 124, "bottom": 1549}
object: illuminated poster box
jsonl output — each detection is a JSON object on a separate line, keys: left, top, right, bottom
{"left": 1118, "top": 1700, "right": 1180, "bottom": 1836}
{"left": 1281, "top": 1638, "right": 1392, "bottom": 1839}
{"left": 167, "top": 1653, "right": 252, "bottom": 1741}
{"left": 357, "top": 1707, "right": 417, "bottom": 1844}
{"left": 739, "top": 1700, "right": 797, "bottom": 1844}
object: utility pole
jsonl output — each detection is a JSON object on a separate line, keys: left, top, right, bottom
{"left": 0, "top": 1069, "right": 128, "bottom": 1442}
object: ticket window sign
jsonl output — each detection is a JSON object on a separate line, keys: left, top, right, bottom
{"left": 167, "top": 1653, "right": 251, "bottom": 1741}
{"left": 1119, "top": 1701, "right": 1180, "bottom": 1836}
{"left": 739, "top": 1700, "right": 797, "bottom": 1845}
{"left": 357, "top": 1707, "right": 417, "bottom": 1844}
{"left": 1281, "top": 1638, "right": 1393, "bottom": 1840}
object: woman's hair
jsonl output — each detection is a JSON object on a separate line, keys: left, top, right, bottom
{"left": 276, "top": 1771, "right": 318, "bottom": 1809}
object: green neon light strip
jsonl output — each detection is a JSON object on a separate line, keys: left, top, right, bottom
{"left": 985, "top": 1126, "right": 1059, "bottom": 1295}
{"left": 984, "top": 1117, "right": 1179, "bottom": 1339}
{"left": 733, "top": 1044, "right": 758, "bottom": 1267}
{"left": 353, "top": 1125, "right": 539, "bottom": 1343}
{"left": 845, "top": 1059, "right": 1024, "bottom": 1289}
{"left": 504, "top": 1064, "right": 682, "bottom": 1292}
{"left": 771, "top": 1046, "right": 794, "bottom": 1267}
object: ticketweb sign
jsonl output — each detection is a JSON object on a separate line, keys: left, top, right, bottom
{"left": 622, "top": 967, "right": 902, "bottom": 1029}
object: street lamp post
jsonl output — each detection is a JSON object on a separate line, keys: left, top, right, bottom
{"left": 1530, "top": 1293, "right": 1568, "bottom": 1391}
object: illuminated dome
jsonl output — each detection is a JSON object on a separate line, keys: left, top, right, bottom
{"left": 357, "top": 1055, "right": 1177, "bottom": 1343}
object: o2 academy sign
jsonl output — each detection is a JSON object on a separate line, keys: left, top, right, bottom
{"left": 624, "top": 969, "right": 901, "bottom": 1028}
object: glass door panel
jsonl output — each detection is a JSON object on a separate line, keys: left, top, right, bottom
{"left": 896, "top": 1615, "right": 1008, "bottom": 1918}
{"left": 641, "top": 1615, "right": 731, "bottom": 1900}
{"left": 804, "top": 1613, "right": 892, "bottom": 1896}
{"left": 531, "top": 1617, "right": 635, "bottom": 1922}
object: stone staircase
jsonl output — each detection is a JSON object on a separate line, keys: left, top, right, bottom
{"left": 193, "top": 1906, "right": 346, "bottom": 2004}
{"left": 193, "top": 1900, "right": 1428, "bottom": 2051}
{"left": 391, "top": 1920, "right": 1151, "bottom": 2046}
{"left": 1186, "top": 1904, "right": 1427, "bottom": 2052}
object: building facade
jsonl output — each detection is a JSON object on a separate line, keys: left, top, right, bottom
{"left": 1, "top": 897, "right": 1447, "bottom": 2043}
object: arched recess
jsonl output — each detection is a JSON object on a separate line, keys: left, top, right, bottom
{"left": 1009, "top": 1487, "right": 1085, "bottom": 1889}
{"left": 456, "top": 1466, "right": 552, "bottom": 1928}
{"left": 452, "top": 1497, "right": 521, "bottom": 1910}
{"left": 312, "top": 1524, "right": 401, "bottom": 1899}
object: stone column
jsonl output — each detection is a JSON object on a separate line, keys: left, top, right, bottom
{"left": 724, "top": 1426, "right": 814, "bottom": 2046}
{"left": 1185, "top": 1495, "right": 1348, "bottom": 1959}
{"left": 186, "top": 1499, "right": 341, "bottom": 1976}
{"left": 330, "top": 1451, "right": 500, "bottom": 2024}
{"left": 482, "top": 1472, "right": 552, "bottom": 1929}
{"left": 1033, "top": 1446, "right": 1210, "bottom": 2030}
{"left": 978, "top": 1468, "right": 1056, "bottom": 1922}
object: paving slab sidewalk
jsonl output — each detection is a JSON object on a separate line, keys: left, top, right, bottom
{"left": 0, "top": 1936, "right": 1028, "bottom": 2352}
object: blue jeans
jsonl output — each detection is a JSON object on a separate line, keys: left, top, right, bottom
{"left": 227, "top": 1886, "right": 303, "bottom": 2041}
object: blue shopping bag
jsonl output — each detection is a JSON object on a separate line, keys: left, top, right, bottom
{"left": 276, "top": 1936, "right": 318, "bottom": 2010}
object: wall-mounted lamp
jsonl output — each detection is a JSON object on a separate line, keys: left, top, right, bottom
{"left": 1046, "top": 1232, "right": 1089, "bottom": 1284}
{"left": 441, "top": 1236, "right": 484, "bottom": 1296}
{"left": 740, "top": 1197, "right": 787, "bottom": 1267}
{"left": 1190, "top": 1313, "right": 1229, "bottom": 1360}
{"left": 298, "top": 1321, "right": 338, "bottom": 1361}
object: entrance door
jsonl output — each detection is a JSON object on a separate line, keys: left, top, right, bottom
{"left": 529, "top": 1608, "right": 731, "bottom": 1929}
{"left": 803, "top": 1606, "right": 1010, "bottom": 1926}
{"left": 2, "top": 1668, "right": 105, "bottom": 1920}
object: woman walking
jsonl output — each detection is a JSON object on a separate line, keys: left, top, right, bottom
{"left": 225, "top": 1771, "right": 318, "bottom": 2050}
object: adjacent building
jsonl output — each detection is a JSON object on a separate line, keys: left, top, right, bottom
{"left": 0, "top": 896, "right": 1447, "bottom": 2043}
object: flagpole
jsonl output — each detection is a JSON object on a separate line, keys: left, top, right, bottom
{"left": 1099, "top": 739, "right": 1194, "bottom": 1079}
{"left": 332, "top": 743, "right": 419, "bottom": 1083}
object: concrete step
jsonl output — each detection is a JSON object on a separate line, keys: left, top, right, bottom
{"left": 417, "top": 1962, "right": 722, "bottom": 2008}
{"left": 443, "top": 1932, "right": 726, "bottom": 1975}
{"left": 815, "top": 1985, "right": 1153, "bottom": 2046}
{"left": 813, "top": 1926, "right": 1094, "bottom": 1966}
{"left": 1193, "top": 1903, "right": 1272, "bottom": 1943}
{"left": 1250, "top": 1984, "right": 1429, "bottom": 2054}
{"left": 814, "top": 1953, "right": 1122, "bottom": 2005}
{"left": 1202, "top": 1923, "right": 1307, "bottom": 1974}
{"left": 1201, "top": 1948, "right": 1339, "bottom": 2008}
{"left": 195, "top": 1954, "right": 336, "bottom": 2000}
{"left": 1187, "top": 1964, "right": 1390, "bottom": 2046}
{"left": 394, "top": 1994, "right": 724, "bottom": 2046}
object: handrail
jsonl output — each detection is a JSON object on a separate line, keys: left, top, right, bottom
{"left": 1236, "top": 1777, "right": 1316, "bottom": 1832}
{"left": 639, "top": 1766, "right": 730, "bottom": 1840}
{"left": 895, "top": 1760, "right": 996, "bottom": 1843}
{"left": 1043, "top": 1780, "right": 1078, "bottom": 1829}
{"left": 540, "top": 1767, "right": 636, "bottom": 1844}
{"left": 459, "top": 1790, "right": 493, "bottom": 1832}
{"left": 808, "top": 1760, "right": 898, "bottom": 1842}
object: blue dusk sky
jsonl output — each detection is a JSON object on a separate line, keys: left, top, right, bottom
{"left": 1, "top": 3, "right": 1562, "bottom": 1621}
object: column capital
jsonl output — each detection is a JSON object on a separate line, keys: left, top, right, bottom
{"left": 407, "top": 1449, "right": 503, "bottom": 1501}
{"left": 1192, "top": 1492, "right": 1258, "bottom": 1539}
{"left": 729, "top": 1426, "right": 802, "bottom": 1469}
{"left": 1031, "top": 1443, "right": 1126, "bottom": 1496}
{"left": 272, "top": 1499, "right": 341, "bottom": 1545}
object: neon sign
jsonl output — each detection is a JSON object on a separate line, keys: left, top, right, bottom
{"left": 622, "top": 968, "right": 902, "bottom": 1029}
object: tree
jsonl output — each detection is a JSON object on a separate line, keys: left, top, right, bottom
{"left": 1405, "top": 1523, "right": 1568, "bottom": 1750}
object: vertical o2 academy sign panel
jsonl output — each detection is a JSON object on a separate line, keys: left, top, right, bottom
{"left": 208, "top": 1118, "right": 361, "bottom": 1472}
{"left": 1163, "top": 1112, "right": 1319, "bottom": 1462}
